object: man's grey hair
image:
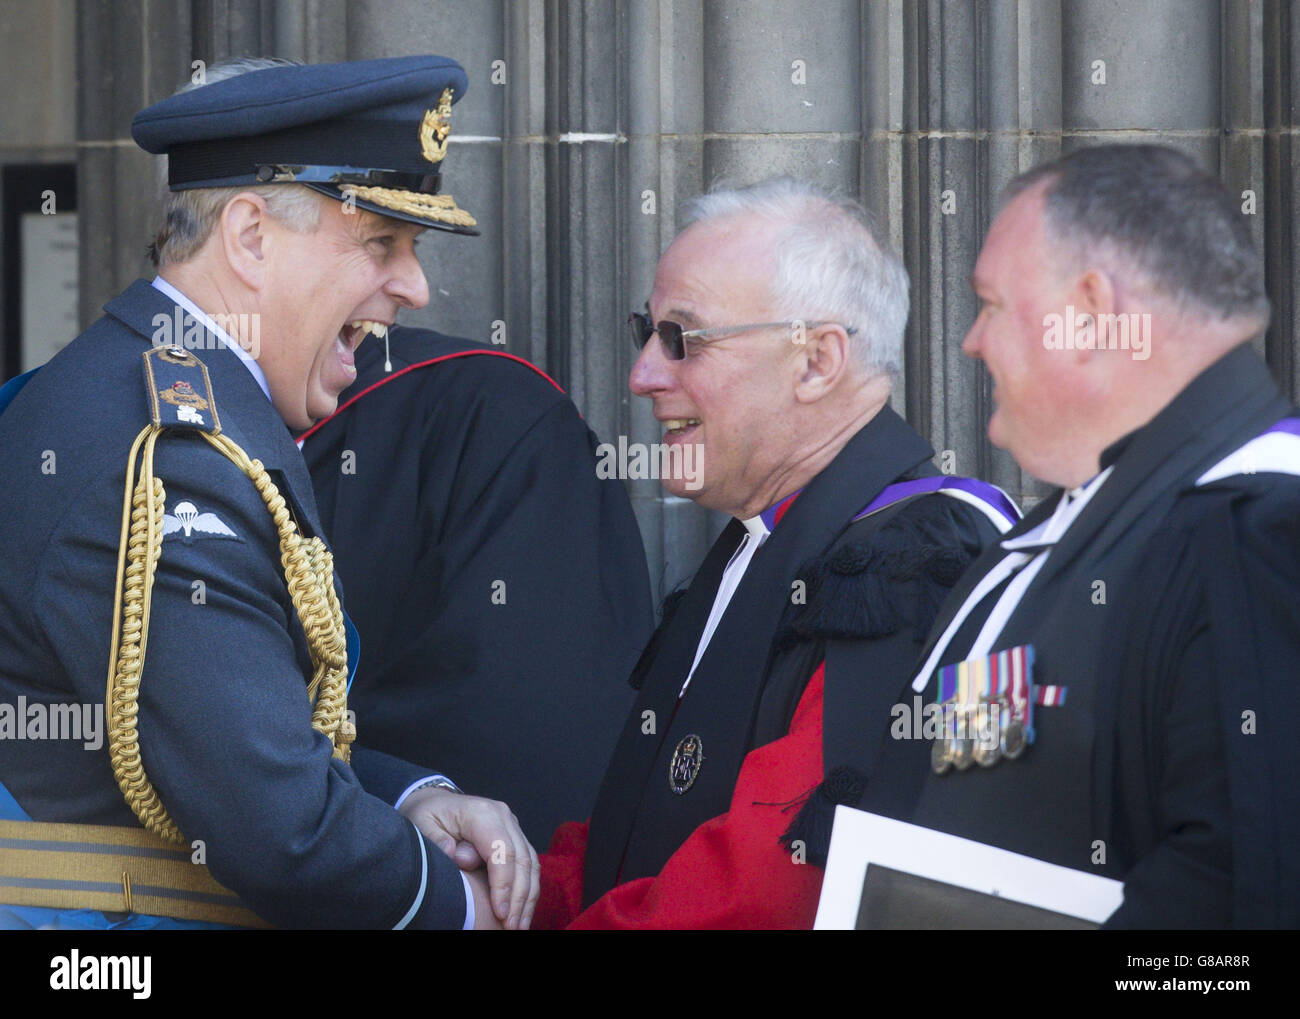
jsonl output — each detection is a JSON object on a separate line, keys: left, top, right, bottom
{"left": 1005, "top": 144, "right": 1270, "bottom": 331}
{"left": 149, "top": 56, "right": 324, "bottom": 268}
{"left": 681, "top": 178, "right": 910, "bottom": 378}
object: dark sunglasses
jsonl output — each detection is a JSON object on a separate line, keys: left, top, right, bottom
{"left": 628, "top": 309, "right": 857, "bottom": 360}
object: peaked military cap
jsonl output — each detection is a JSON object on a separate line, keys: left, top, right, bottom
{"left": 131, "top": 55, "right": 478, "bottom": 235}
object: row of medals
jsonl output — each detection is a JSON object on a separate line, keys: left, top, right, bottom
{"left": 931, "top": 699, "right": 1027, "bottom": 774}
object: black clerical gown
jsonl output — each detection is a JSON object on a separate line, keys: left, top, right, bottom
{"left": 580, "top": 406, "right": 1007, "bottom": 909}
{"left": 301, "top": 327, "right": 653, "bottom": 843}
{"left": 859, "top": 343, "right": 1300, "bottom": 929}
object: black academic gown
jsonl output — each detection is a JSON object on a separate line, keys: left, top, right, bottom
{"left": 302, "top": 327, "right": 654, "bottom": 843}
{"left": 583, "top": 406, "right": 1005, "bottom": 904}
{"left": 859, "top": 343, "right": 1300, "bottom": 929}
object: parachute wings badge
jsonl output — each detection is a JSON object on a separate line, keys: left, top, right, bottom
{"left": 162, "top": 501, "right": 239, "bottom": 543}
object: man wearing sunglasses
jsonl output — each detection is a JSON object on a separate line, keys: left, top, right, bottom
{"left": 535, "top": 178, "right": 1020, "bottom": 928}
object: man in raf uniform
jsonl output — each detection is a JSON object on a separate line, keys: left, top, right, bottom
{"left": 857, "top": 145, "right": 1300, "bottom": 928}
{"left": 0, "top": 56, "right": 538, "bottom": 930}
{"left": 536, "top": 179, "right": 1020, "bottom": 928}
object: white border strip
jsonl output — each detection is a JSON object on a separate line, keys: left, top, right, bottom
{"left": 393, "top": 821, "right": 429, "bottom": 929}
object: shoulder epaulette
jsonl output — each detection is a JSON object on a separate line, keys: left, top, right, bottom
{"left": 141, "top": 345, "right": 221, "bottom": 434}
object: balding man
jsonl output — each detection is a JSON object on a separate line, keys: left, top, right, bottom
{"left": 857, "top": 144, "right": 1300, "bottom": 928}
{"left": 536, "top": 179, "right": 1019, "bottom": 929}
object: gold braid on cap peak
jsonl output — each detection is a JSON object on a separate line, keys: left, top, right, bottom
{"left": 106, "top": 425, "right": 354, "bottom": 845}
{"left": 356, "top": 87, "right": 478, "bottom": 229}
{"left": 348, "top": 186, "right": 478, "bottom": 228}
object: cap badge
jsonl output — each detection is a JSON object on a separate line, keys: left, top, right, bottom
{"left": 419, "top": 87, "right": 454, "bottom": 165}
{"left": 348, "top": 84, "right": 476, "bottom": 229}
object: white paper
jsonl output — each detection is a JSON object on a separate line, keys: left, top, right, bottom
{"left": 814, "top": 805, "right": 1125, "bottom": 929}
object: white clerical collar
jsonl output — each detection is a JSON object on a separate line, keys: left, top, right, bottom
{"left": 740, "top": 514, "right": 770, "bottom": 542}
{"left": 679, "top": 511, "right": 773, "bottom": 697}
{"left": 151, "top": 276, "right": 272, "bottom": 403}
{"left": 1000, "top": 466, "right": 1114, "bottom": 551}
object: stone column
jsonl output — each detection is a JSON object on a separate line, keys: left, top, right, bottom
{"left": 65, "top": 0, "right": 1299, "bottom": 602}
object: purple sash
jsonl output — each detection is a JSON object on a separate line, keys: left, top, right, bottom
{"left": 851, "top": 476, "right": 1021, "bottom": 529}
{"left": 758, "top": 475, "right": 1020, "bottom": 534}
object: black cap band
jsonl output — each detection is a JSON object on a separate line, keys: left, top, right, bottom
{"left": 250, "top": 165, "right": 443, "bottom": 193}
{"left": 166, "top": 121, "right": 445, "bottom": 192}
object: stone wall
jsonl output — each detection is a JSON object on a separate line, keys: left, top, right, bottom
{"left": 4, "top": 0, "right": 1294, "bottom": 602}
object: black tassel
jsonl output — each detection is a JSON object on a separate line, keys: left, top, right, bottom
{"left": 779, "top": 765, "right": 868, "bottom": 867}
{"left": 776, "top": 495, "right": 980, "bottom": 650}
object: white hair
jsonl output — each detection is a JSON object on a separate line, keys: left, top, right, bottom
{"left": 682, "top": 178, "right": 910, "bottom": 378}
{"left": 150, "top": 56, "right": 324, "bottom": 267}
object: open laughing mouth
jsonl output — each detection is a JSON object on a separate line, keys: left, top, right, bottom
{"left": 336, "top": 320, "right": 390, "bottom": 371}
{"left": 662, "top": 417, "right": 702, "bottom": 440}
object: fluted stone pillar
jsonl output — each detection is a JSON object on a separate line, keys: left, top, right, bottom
{"left": 75, "top": 0, "right": 192, "bottom": 328}
{"left": 64, "top": 0, "right": 1300, "bottom": 605}
{"left": 1263, "top": 0, "right": 1299, "bottom": 399}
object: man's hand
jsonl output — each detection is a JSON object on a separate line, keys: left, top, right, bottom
{"left": 399, "top": 789, "right": 539, "bottom": 930}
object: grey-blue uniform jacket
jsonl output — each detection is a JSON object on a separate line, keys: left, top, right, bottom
{"left": 0, "top": 279, "right": 467, "bottom": 928}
